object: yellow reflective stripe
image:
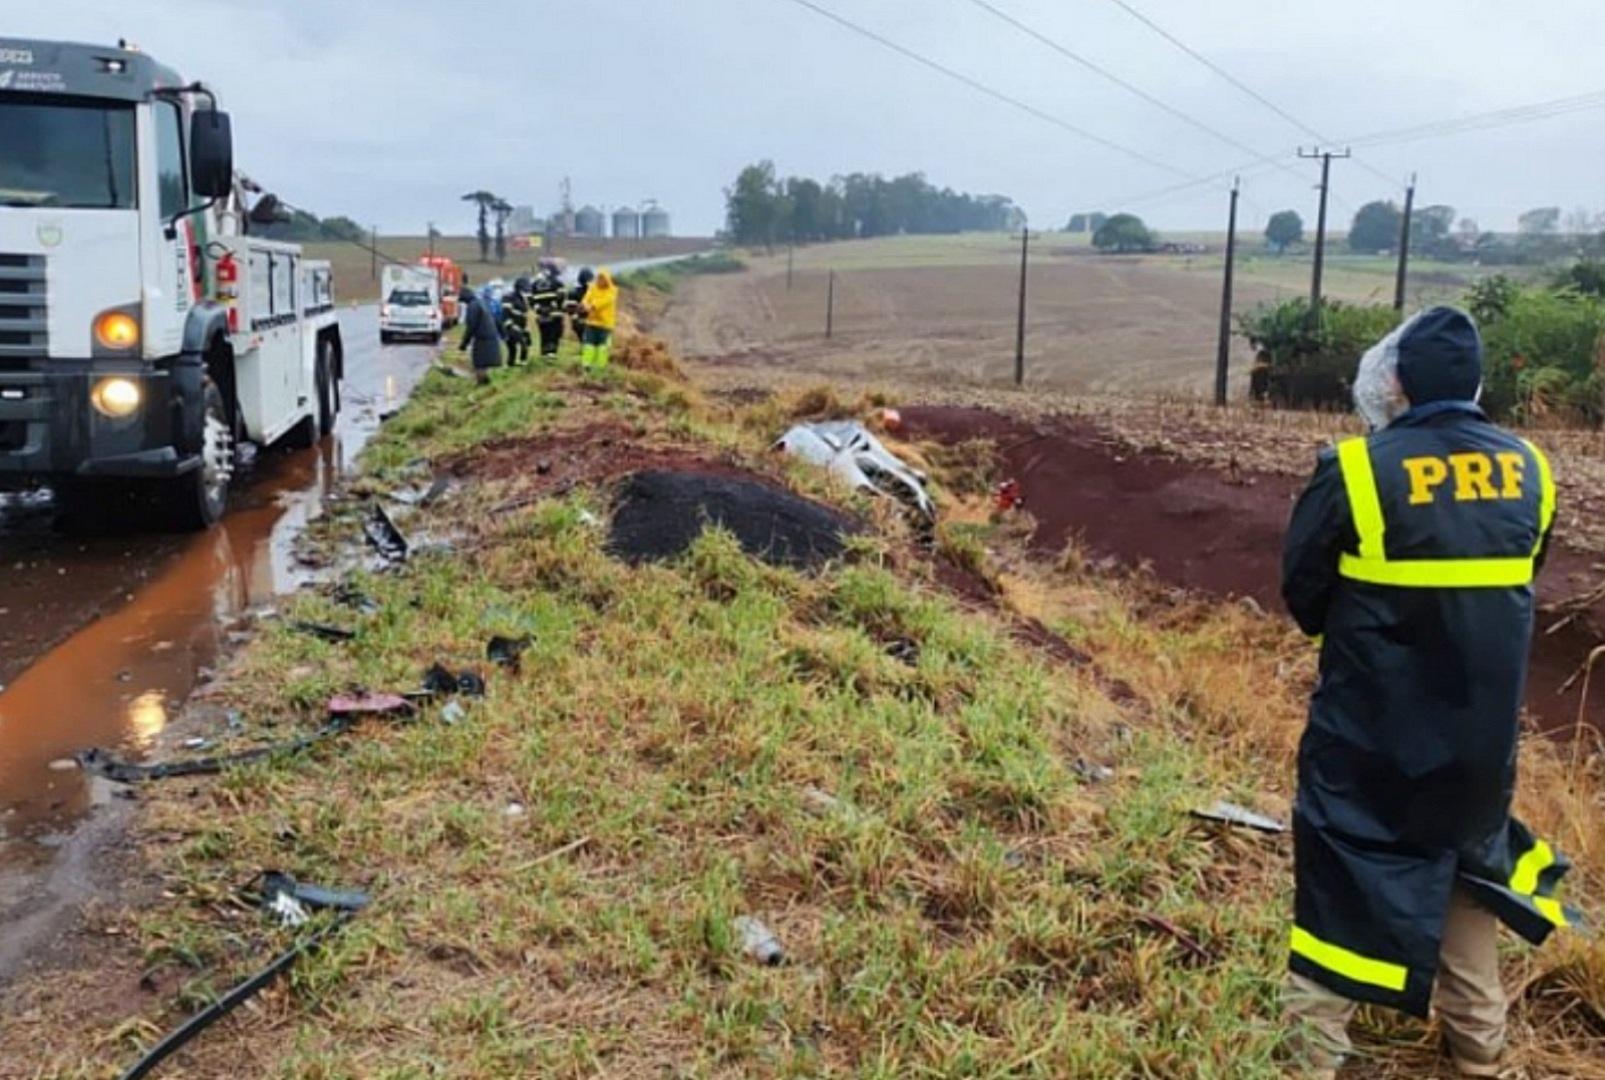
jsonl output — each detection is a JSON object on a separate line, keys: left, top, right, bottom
{"left": 1337, "top": 438, "right": 1386, "bottom": 561}
{"left": 1339, "top": 554, "right": 1535, "bottom": 588}
{"left": 1534, "top": 896, "right": 1569, "bottom": 928}
{"left": 1510, "top": 840, "right": 1554, "bottom": 897}
{"left": 1521, "top": 438, "right": 1557, "bottom": 547}
{"left": 1290, "top": 926, "right": 1409, "bottom": 992}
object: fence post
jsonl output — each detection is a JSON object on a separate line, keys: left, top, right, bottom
{"left": 826, "top": 270, "right": 835, "bottom": 339}
{"left": 1014, "top": 228, "right": 1029, "bottom": 386}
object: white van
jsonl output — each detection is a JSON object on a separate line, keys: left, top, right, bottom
{"left": 379, "top": 264, "right": 442, "bottom": 344}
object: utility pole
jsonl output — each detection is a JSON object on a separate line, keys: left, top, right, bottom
{"left": 1394, "top": 173, "right": 1417, "bottom": 312}
{"left": 826, "top": 270, "right": 835, "bottom": 339}
{"left": 1298, "top": 147, "right": 1350, "bottom": 325}
{"left": 370, "top": 225, "right": 378, "bottom": 281}
{"left": 1014, "top": 227, "right": 1030, "bottom": 387}
{"left": 427, "top": 222, "right": 436, "bottom": 259}
{"left": 1215, "top": 179, "right": 1240, "bottom": 407}
{"left": 787, "top": 244, "right": 794, "bottom": 290}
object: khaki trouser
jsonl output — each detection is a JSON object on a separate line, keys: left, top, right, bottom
{"left": 1285, "top": 886, "right": 1506, "bottom": 1074}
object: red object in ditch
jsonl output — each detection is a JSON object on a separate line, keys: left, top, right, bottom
{"left": 996, "top": 479, "right": 1024, "bottom": 511}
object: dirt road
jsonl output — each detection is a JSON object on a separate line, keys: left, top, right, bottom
{"left": 658, "top": 252, "right": 1289, "bottom": 397}
{"left": 0, "top": 307, "right": 435, "bottom": 847}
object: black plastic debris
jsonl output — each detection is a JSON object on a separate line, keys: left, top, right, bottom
{"left": 77, "top": 719, "right": 355, "bottom": 784}
{"left": 885, "top": 637, "right": 920, "bottom": 666}
{"left": 1191, "top": 800, "right": 1287, "bottom": 835}
{"left": 419, "top": 662, "right": 487, "bottom": 699}
{"left": 329, "top": 583, "right": 380, "bottom": 615}
{"left": 292, "top": 620, "right": 356, "bottom": 643}
{"left": 363, "top": 503, "right": 409, "bottom": 562}
{"left": 114, "top": 873, "right": 368, "bottom": 1080}
{"left": 487, "top": 635, "right": 533, "bottom": 673}
{"left": 608, "top": 470, "right": 859, "bottom": 571}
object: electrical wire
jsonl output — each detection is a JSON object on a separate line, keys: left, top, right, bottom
{"left": 780, "top": 0, "right": 1197, "bottom": 180}
{"left": 1100, "top": 0, "right": 1402, "bottom": 189}
{"left": 1343, "top": 89, "right": 1605, "bottom": 149}
{"left": 958, "top": 0, "right": 1293, "bottom": 173}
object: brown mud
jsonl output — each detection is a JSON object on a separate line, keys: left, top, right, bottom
{"left": 899, "top": 405, "right": 1605, "bottom": 736}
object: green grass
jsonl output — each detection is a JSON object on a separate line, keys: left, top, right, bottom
{"left": 7, "top": 348, "right": 1601, "bottom": 1078}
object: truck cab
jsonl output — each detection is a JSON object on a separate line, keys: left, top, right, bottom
{"left": 0, "top": 38, "right": 342, "bottom": 529}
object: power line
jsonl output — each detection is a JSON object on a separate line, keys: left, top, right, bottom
{"left": 1344, "top": 89, "right": 1605, "bottom": 149}
{"left": 959, "top": 0, "right": 1298, "bottom": 178}
{"left": 779, "top": 0, "right": 1195, "bottom": 180}
{"left": 1101, "top": 0, "right": 1401, "bottom": 189}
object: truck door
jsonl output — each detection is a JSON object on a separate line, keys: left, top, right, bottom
{"left": 143, "top": 99, "right": 198, "bottom": 357}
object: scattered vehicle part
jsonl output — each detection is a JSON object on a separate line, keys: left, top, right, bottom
{"left": 388, "top": 475, "right": 452, "bottom": 507}
{"left": 1072, "top": 758, "right": 1115, "bottom": 784}
{"left": 363, "top": 504, "right": 410, "bottom": 562}
{"left": 487, "top": 635, "right": 533, "bottom": 672}
{"left": 505, "top": 802, "right": 526, "bottom": 818}
{"left": 1191, "top": 800, "right": 1287, "bottom": 834}
{"left": 802, "top": 786, "right": 841, "bottom": 816}
{"left": 77, "top": 719, "right": 355, "bottom": 783}
{"left": 1136, "top": 913, "right": 1213, "bottom": 964}
{"left": 885, "top": 637, "right": 920, "bottom": 666}
{"left": 326, "top": 692, "right": 414, "bottom": 718}
{"left": 440, "top": 700, "right": 467, "bottom": 726}
{"left": 292, "top": 620, "right": 356, "bottom": 643}
{"left": 880, "top": 407, "right": 904, "bottom": 433}
{"left": 420, "top": 663, "right": 487, "bottom": 699}
{"left": 114, "top": 874, "right": 367, "bottom": 1080}
{"left": 329, "top": 583, "right": 380, "bottom": 615}
{"left": 774, "top": 421, "right": 936, "bottom": 521}
{"left": 734, "top": 916, "right": 785, "bottom": 966}
{"left": 995, "top": 479, "right": 1025, "bottom": 512}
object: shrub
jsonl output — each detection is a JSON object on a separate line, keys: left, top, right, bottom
{"left": 1478, "top": 286, "right": 1605, "bottom": 424}
{"left": 1238, "top": 298, "right": 1400, "bottom": 409}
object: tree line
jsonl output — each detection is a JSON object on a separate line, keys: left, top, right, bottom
{"left": 1259, "top": 202, "right": 1605, "bottom": 264}
{"left": 724, "top": 161, "right": 1021, "bottom": 245}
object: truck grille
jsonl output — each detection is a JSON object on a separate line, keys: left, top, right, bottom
{"left": 0, "top": 254, "right": 47, "bottom": 362}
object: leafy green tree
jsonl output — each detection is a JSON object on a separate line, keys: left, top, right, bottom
{"left": 724, "top": 161, "right": 784, "bottom": 247}
{"left": 1092, "top": 213, "right": 1155, "bottom": 253}
{"left": 1415, "top": 205, "right": 1456, "bottom": 254}
{"left": 1518, "top": 206, "right": 1561, "bottom": 235}
{"left": 1265, "top": 210, "right": 1303, "bottom": 253}
{"left": 1348, "top": 200, "right": 1403, "bottom": 253}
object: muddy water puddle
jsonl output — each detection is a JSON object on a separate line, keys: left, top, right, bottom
{"left": 0, "top": 307, "right": 433, "bottom": 851}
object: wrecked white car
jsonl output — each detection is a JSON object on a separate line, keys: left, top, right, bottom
{"left": 775, "top": 421, "right": 936, "bottom": 521}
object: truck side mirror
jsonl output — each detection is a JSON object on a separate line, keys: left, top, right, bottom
{"left": 190, "top": 109, "right": 234, "bottom": 199}
{"left": 248, "top": 193, "right": 291, "bottom": 226}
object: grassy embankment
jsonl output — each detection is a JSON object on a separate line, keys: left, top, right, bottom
{"left": 5, "top": 321, "right": 1603, "bottom": 1077}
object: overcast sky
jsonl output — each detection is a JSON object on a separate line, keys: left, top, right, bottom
{"left": 10, "top": 1, "right": 1605, "bottom": 236}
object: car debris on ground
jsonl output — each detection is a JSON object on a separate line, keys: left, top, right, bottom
{"left": 774, "top": 420, "right": 936, "bottom": 521}
{"left": 1190, "top": 800, "right": 1287, "bottom": 834}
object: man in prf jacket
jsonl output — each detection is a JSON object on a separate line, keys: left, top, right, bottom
{"left": 1281, "top": 307, "right": 1579, "bottom": 1077}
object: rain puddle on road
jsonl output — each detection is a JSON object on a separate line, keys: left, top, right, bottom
{"left": 0, "top": 308, "right": 435, "bottom": 852}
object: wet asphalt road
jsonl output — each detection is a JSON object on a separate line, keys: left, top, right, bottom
{"left": 0, "top": 305, "right": 437, "bottom": 845}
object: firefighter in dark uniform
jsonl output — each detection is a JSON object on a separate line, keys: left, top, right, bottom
{"left": 1281, "top": 307, "right": 1579, "bottom": 1077}
{"left": 500, "top": 277, "right": 532, "bottom": 366}
{"left": 568, "top": 266, "right": 595, "bottom": 343}
{"left": 531, "top": 259, "right": 567, "bottom": 359}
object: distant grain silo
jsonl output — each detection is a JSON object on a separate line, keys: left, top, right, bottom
{"left": 575, "top": 205, "right": 605, "bottom": 238}
{"left": 642, "top": 205, "right": 672, "bottom": 238}
{"left": 612, "top": 206, "right": 641, "bottom": 240}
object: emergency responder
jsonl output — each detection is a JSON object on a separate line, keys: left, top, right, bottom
{"left": 568, "top": 266, "right": 595, "bottom": 343}
{"left": 531, "top": 260, "right": 566, "bottom": 359}
{"left": 457, "top": 285, "right": 502, "bottom": 385}
{"left": 1281, "top": 306, "right": 1578, "bottom": 1077}
{"left": 501, "top": 276, "right": 532, "bottom": 366}
{"left": 578, "top": 268, "right": 618, "bottom": 369}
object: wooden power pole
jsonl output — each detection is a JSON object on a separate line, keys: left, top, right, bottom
{"left": 1298, "top": 147, "right": 1350, "bottom": 324}
{"left": 1215, "top": 179, "right": 1240, "bottom": 407}
{"left": 1014, "top": 227, "right": 1030, "bottom": 387}
{"left": 1394, "top": 173, "right": 1417, "bottom": 312}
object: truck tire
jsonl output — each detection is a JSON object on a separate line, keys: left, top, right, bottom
{"left": 165, "top": 379, "right": 232, "bottom": 531}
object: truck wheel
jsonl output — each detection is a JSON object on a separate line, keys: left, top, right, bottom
{"left": 431, "top": 332, "right": 443, "bottom": 345}
{"left": 165, "top": 380, "right": 232, "bottom": 531}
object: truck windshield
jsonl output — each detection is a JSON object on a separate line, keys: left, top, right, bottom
{"left": 0, "top": 95, "right": 137, "bottom": 209}
{"left": 388, "top": 290, "right": 433, "bottom": 306}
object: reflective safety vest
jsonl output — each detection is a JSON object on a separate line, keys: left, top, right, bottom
{"left": 1334, "top": 435, "right": 1555, "bottom": 588}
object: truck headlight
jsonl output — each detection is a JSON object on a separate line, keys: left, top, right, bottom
{"left": 94, "top": 310, "right": 141, "bottom": 351}
{"left": 91, "top": 377, "right": 142, "bottom": 418}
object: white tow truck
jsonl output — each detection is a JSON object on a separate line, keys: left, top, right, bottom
{"left": 0, "top": 37, "right": 343, "bottom": 530}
